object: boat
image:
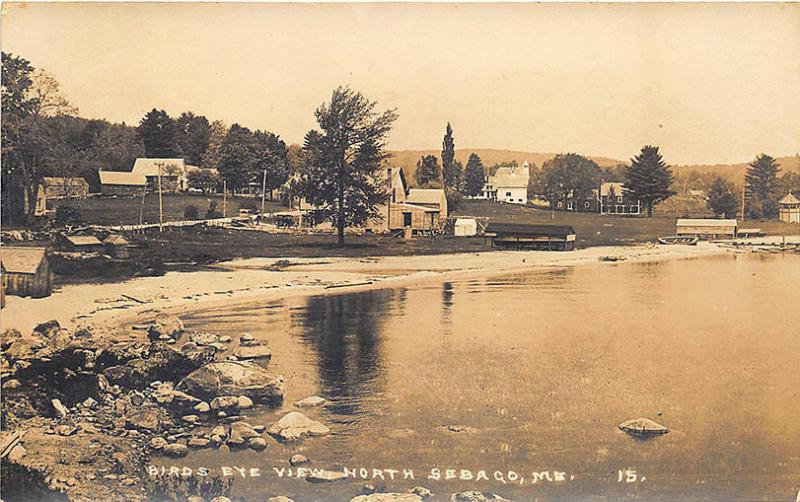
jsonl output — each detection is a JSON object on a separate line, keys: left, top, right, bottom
{"left": 657, "top": 235, "right": 699, "bottom": 245}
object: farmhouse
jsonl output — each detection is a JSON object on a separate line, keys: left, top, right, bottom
{"left": 131, "top": 158, "right": 185, "bottom": 193}
{"left": 480, "top": 162, "right": 530, "bottom": 204}
{"left": 1, "top": 246, "right": 52, "bottom": 300}
{"left": 778, "top": 193, "right": 800, "bottom": 223}
{"left": 560, "top": 189, "right": 599, "bottom": 212}
{"left": 98, "top": 171, "right": 146, "bottom": 196}
{"left": 369, "top": 167, "right": 448, "bottom": 234}
{"left": 676, "top": 218, "right": 738, "bottom": 239}
{"left": 485, "top": 222, "right": 576, "bottom": 250}
{"left": 599, "top": 182, "right": 640, "bottom": 215}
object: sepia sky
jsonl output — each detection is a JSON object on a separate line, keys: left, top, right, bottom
{"left": 2, "top": 2, "right": 799, "bottom": 165}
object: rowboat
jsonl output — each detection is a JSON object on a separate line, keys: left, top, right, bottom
{"left": 657, "top": 235, "right": 699, "bottom": 245}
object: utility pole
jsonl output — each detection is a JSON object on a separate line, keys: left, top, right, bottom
{"left": 156, "top": 162, "right": 164, "bottom": 232}
{"left": 261, "top": 169, "right": 267, "bottom": 215}
{"left": 138, "top": 184, "right": 147, "bottom": 226}
{"left": 223, "top": 179, "right": 227, "bottom": 218}
{"left": 741, "top": 184, "right": 746, "bottom": 221}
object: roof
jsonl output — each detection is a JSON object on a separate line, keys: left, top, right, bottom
{"left": 394, "top": 202, "right": 438, "bottom": 213}
{"left": 600, "top": 182, "right": 625, "bottom": 197}
{"left": 1, "top": 246, "right": 47, "bottom": 274}
{"left": 66, "top": 235, "right": 103, "bottom": 246}
{"left": 485, "top": 222, "right": 576, "bottom": 238}
{"left": 42, "top": 177, "right": 89, "bottom": 187}
{"left": 132, "top": 158, "right": 185, "bottom": 177}
{"left": 779, "top": 193, "right": 800, "bottom": 204}
{"left": 99, "top": 171, "right": 146, "bottom": 186}
{"left": 676, "top": 219, "right": 738, "bottom": 227}
{"left": 103, "top": 234, "right": 129, "bottom": 246}
{"left": 407, "top": 188, "right": 445, "bottom": 205}
{"left": 489, "top": 165, "right": 529, "bottom": 189}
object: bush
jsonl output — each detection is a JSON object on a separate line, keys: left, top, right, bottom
{"left": 184, "top": 204, "right": 199, "bottom": 220}
{"left": 239, "top": 199, "right": 259, "bottom": 212}
{"left": 54, "top": 205, "right": 82, "bottom": 226}
{"left": 205, "top": 201, "right": 222, "bottom": 219}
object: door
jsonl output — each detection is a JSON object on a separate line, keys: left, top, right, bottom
{"left": 403, "top": 212, "right": 412, "bottom": 227}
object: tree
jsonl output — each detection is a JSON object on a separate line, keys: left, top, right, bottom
{"left": 28, "top": 69, "right": 79, "bottom": 117}
{"left": 415, "top": 154, "right": 441, "bottom": 187}
{"left": 464, "top": 153, "right": 486, "bottom": 196}
{"left": 624, "top": 145, "right": 675, "bottom": 217}
{"left": 707, "top": 176, "right": 740, "bottom": 218}
{"left": 200, "top": 120, "right": 228, "bottom": 169}
{"left": 252, "top": 130, "right": 289, "bottom": 198}
{"left": 218, "top": 123, "right": 257, "bottom": 191}
{"left": 781, "top": 171, "right": 800, "bottom": 198}
{"left": 538, "top": 153, "right": 601, "bottom": 207}
{"left": 441, "top": 122, "right": 458, "bottom": 189}
{"left": 137, "top": 109, "right": 181, "bottom": 158}
{"left": 745, "top": 154, "right": 781, "bottom": 219}
{"left": 186, "top": 169, "right": 219, "bottom": 194}
{"left": 298, "top": 86, "right": 397, "bottom": 245}
{"left": 175, "top": 112, "right": 210, "bottom": 165}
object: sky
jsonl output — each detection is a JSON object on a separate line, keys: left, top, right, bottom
{"left": 2, "top": 2, "right": 799, "bottom": 165}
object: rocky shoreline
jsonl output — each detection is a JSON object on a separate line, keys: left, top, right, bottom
{"left": 1, "top": 316, "right": 515, "bottom": 502}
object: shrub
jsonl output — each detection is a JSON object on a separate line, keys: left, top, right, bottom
{"left": 239, "top": 199, "right": 259, "bottom": 212}
{"left": 184, "top": 204, "right": 199, "bottom": 220}
{"left": 205, "top": 201, "right": 221, "bottom": 219}
{"left": 54, "top": 205, "right": 82, "bottom": 226}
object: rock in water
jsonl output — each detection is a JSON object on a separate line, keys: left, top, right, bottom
{"left": 450, "top": 492, "right": 513, "bottom": 502}
{"left": 618, "top": 417, "right": 669, "bottom": 437}
{"left": 147, "top": 314, "right": 184, "bottom": 341}
{"left": 235, "top": 344, "right": 272, "bottom": 360}
{"left": 163, "top": 443, "right": 189, "bottom": 458}
{"left": 289, "top": 454, "right": 309, "bottom": 466}
{"left": 293, "top": 396, "right": 328, "bottom": 408}
{"left": 268, "top": 411, "right": 330, "bottom": 442}
{"left": 33, "top": 319, "right": 61, "bottom": 338}
{"left": 351, "top": 495, "right": 424, "bottom": 502}
{"left": 177, "top": 361, "right": 284, "bottom": 402}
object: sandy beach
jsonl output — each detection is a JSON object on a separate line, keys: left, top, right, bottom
{"left": 1, "top": 242, "right": 732, "bottom": 335}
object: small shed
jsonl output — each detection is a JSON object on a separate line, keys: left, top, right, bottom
{"left": 676, "top": 218, "right": 738, "bottom": 239}
{"left": 1, "top": 246, "right": 52, "bottom": 300}
{"left": 103, "top": 234, "right": 130, "bottom": 258}
{"left": 778, "top": 193, "right": 800, "bottom": 223}
{"left": 63, "top": 235, "right": 104, "bottom": 252}
{"left": 454, "top": 218, "right": 478, "bottom": 237}
{"left": 485, "top": 222, "right": 576, "bottom": 250}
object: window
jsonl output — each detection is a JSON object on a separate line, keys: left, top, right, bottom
{"left": 567, "top": 201, "right": 573, "bottom": 210}
{"left": 506, "top": 192, "right": 512, "bottom": 197}
{"left": 617, "top": 196, "right": 623, "bottom": 203}
{"left": 584, "top": 201, "right": 590, "bottom": 209}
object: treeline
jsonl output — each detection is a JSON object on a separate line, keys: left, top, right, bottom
{"left": 1, "top": 52, "right": 296, "bottom": 225}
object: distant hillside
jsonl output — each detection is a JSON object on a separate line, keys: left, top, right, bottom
{"left": 387, "top": 149, "right": 624, "bottom": 183}
{"left": 671, "top": 155, "right": 800, "bottom": 183}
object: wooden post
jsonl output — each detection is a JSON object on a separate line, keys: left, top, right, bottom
{"left": 138, "top": 183, "right": 147, "bottom": 226}
{"left": 261, "top": 169, "right": 267, "bottom": 215}
{"left": 741, "top": 185, "right": 746, "bottom": 221}
{"left": 157, "top": 162, "right": 164, "bottom": 232}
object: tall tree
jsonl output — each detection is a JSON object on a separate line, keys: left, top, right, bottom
{"left": 781, "top": 171, "right": 800, "bottom": 198}
{"left": 218, "top": 123, "right": 256, "bottom": 191}
{"left": 298, "top": 86, "right": 397, "bottom": 245}
{"left": 464, "top": 153, "right": 486, "bottom": 196}
{"left": 200, "top": 120, "right": 228, "bottom": 169}
{"left": 441, "top": 122, "right": 458, "bottom": 189}
{"left": 137, "top": 109, "right": 181, "bottom": 158}
{"left": 175, "top": 112, "right": 211, "bottom": 165}
{"left": 415, "top": 154, "right": 441, "bottom": 187}
{"left": 252, "top": 130, "right": 289, "bottom": 198}
{"left": 624, "top": 145, "right": 675, "bottom": 217}
{"left": 745, "top": 153, "right": 781, "bottom": 219}
{"left": 707, "top": 176, "right": 740, "bottom": 219}
{"left": 28, "top": 69, "right": 79, "bottom": 117}
{"left": 538, "top": 153, "right": 601, "bottom": 207}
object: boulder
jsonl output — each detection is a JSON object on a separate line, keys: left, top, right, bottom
{"left": 230, "top": 421, "right": 260, "bottom": 442}
{"left": 211, "top": 396, "right": 240, "bottom": 412}
{"left": 268, "top": 412, "right": 330, "bottom": 442}
{"left": 237, "top": 396, "right": 254, "bottom": 410}
{"left": 450, "top": 492, "right": 512, "bottom": 502}
{"left": 163, "top": 443, "right": 189, "bottom": 458}
{"left": 194, "top": 402, "right": 211, "bottom": 413}
{"left": 248, "top": 437, "right": 267, "bottom": 450}
{"left": 618, "top": 417, "right": 669, "bottom": 437}
{"left": 189, "top": 332, "right": 219, "bottom": 346}
{"left": 235, "top": 344, "right": 271, "bottom": 360}
{"left": 150, "top": 437, "right": 168, "bottom": 450}
{"left": 32, "top": 319, "right": 61, "bottom": 339}
{"left": 147, "top": 314, "right": 184, "bottom": 341}
{"left": 409, "top": 487, "right": 432, "bottom": 499}
{"left": 177, "top": 361, "right": 284, "bottom": 403}
{"left": 293, "top": 396, "right": 328, "bottom": 408}
{"left": 1, "top": 328, "right": 22, "bottom": 350}
{"left": 289, "top": 454, "right": 309, "bottom": 466}
{"left": 188, "top": 437, "right": 211, "bottom": 448}
{"left": 125, "top": 406, "right": 168, "bottom": 432}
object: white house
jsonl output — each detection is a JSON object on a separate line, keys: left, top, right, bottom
{"left": 479, "top": 161, "right": 530, "bottom": 204}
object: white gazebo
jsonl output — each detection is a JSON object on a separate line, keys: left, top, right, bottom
{"left": 778, "top": 193, "right": 800, "bottom": 223}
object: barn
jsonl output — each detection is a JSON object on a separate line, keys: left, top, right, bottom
{"left": 676, "top": 218, "right": 738, "bottom": 239}
{"left": 99, "top": 171, "right": 146, "bottom": 196}
{"left": 485, "top": 222, "right": 576, "bottom": 250}
{"left": 40, "top": 177, "right": 90, "bottom": 199}
{"left": 63, "top": 235, "right": 105, "bottom": 252}
{"left": 1, "top": 246, "right": 53, "bottom": 300}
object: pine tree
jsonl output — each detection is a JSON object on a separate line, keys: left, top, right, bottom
{"left": 464, "top": 153, "right": 485, "bottom": 196}
{"left": 137, "top": 109, "right": 181, "bottom": 158}
{"left": 624, "top": 145, "right": 675, "bottom": 217}
{"left": 299, "top": 86, "right": 397, "bottom": 245}
{"left": 441, "top": 123, "right": 457, "bottom": 189}
{"left": 745, "top": 153, "right": 781, "bottom": 219}
{"left": 415, "top": 155, "right": 441, "bottom": 187}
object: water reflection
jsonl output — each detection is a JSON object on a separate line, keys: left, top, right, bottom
{"left": 295, "top": 290, "right": 393, "bottom": 416}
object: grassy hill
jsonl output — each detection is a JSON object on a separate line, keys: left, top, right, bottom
{"left": 671, "top": 155, "right": 800, "bottom": 184}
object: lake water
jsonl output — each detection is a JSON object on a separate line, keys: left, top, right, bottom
{"left": 171, "top": 253, "right": 800, "bottom": 501}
